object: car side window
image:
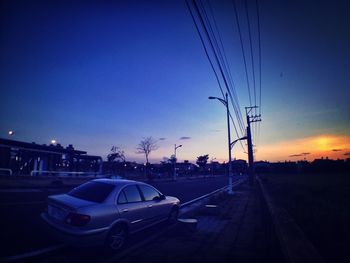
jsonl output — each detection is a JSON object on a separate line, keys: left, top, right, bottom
{"left": 139, "top": 185, "right": 161, "bottom": 201}
{"left": 117, "top": 190, "right": 127, "bottom": 204}
{"left": 122, "top": 185, "right": 142, "bottom": 203}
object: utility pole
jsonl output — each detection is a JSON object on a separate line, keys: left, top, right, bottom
{"left": 225, "top": 93, "right": 234, "bottom": 194}
{"left": 245, "top": 106, "right": 261, "bottom": 185}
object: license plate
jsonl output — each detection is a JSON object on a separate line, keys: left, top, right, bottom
{"left": 48, "top": 205, "right": 66, "bottom": 220}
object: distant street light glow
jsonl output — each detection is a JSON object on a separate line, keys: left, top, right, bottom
{"left": 8, "top": 130, "right": 14, "bottom": 136}
{"left": 51, "top": 139, "right": 57, "bottom": 144}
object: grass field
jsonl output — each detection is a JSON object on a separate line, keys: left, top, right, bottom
{"left": 262, "top": 173, "right": 350, "bottom": 263}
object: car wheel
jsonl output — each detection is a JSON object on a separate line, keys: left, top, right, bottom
{"left": 106, "top": 224, "right": 128, "bottom": 251}
{"left": 168, "top": 207, "right": 179, "bottom": 224}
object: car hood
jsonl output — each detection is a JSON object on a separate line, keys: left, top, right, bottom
{"left": 48, "top": 194, "right": 97, "bottom": 211}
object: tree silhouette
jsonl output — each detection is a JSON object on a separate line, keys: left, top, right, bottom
{"left": 107, "top": 146, "right": 125, "bottom": 162}
{"left": 196, "top": 154, "right": 209, "bottom": 170}
{"left": 136, "top": 137, "right": 159, "bottom": 164}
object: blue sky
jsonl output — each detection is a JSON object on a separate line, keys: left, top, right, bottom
{"left": 1, "top": 0, "right": 349, "bottom": 162}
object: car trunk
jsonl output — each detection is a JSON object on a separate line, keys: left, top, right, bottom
{"left": 47, "top": 194, "right": 96, "bottom": 222}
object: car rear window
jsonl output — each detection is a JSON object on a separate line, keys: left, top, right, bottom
{"left": 68, "top": 181, "right": 115, "bottom": 203}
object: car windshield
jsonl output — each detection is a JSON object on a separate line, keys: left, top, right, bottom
{"left": 68, "top": 181, "right": 115, "bottom": 203}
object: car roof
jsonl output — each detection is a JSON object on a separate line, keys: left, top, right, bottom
{"left": 91, "top": 178, "right": 139, "bottom": 187}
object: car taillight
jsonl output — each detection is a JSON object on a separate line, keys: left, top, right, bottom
{"left": 65, "top": 212, "right": 91, "bottom": 227}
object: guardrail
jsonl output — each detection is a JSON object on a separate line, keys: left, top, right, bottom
{"left": 257, "top": 177, "right": 325, "bottom": 263}
{"left": 0, "top": 168, "right": 13, "bottom": 176}
{"left": 30, "top": 170, "right": 102, "bottom": 177}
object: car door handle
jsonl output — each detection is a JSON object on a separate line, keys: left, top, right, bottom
{"left": 122, "top": 209, "right": 128, "bottom": 213}
{"left": 148, "top": 205, "right": 153, "bottom": 208}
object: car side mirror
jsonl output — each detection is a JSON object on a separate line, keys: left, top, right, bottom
{"left": 153, "top": 195, "right": 166, "bottom": 201}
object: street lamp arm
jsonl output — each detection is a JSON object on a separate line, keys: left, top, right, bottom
{"left": 175, "top": 144, "right": 182, "bottom": 150}
{"left": 230, "top": 136, "right": 247, "bottom": 149}
{"left": 208, "top": 96, "right": 227, "bottom": 106}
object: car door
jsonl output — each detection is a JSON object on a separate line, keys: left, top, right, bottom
{"left": 116, "top": 184, "right": 149, "bottom": 233}
{"left": 138, "top": 184, "right": 167, "bottom": 224}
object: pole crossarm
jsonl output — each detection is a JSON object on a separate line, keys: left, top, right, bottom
{"left": 245, "top": 106, "right": 261, "bottom": 123}
{"left": 250, "top": 115, "right": 262, "bottom": 123}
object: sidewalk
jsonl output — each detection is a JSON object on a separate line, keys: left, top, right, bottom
{"left": 114, "top": 183, "right": 284, "bottom": 263}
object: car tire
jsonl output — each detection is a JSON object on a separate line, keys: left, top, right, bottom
{"left": 168, "top": 206, "right": 179, "bottom": 224}
{"left": 106, "top": 224, "right": 128, "bottom": 252}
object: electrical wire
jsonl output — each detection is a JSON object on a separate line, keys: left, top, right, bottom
{"left": 231, "top": 0, "right": 252, "bottom": 107}
{"left": 186, "top": 0, "right": 247, "bottom": 152}
{"left": 204, "top": 0, "right": 246, "bottom": 130}
{"left": 191, "top": 0, "right": 246, "bottom": 140}
{"left": 198, "top": 0, "right": 245, "bottom": 135}
{"left": 255, "top": 0, "right": 262, "bottom": 148}
{"left": 185, "top": 0, "right": 225, "bottom": 99}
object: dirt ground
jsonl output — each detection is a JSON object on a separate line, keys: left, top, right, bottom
{"left": 261, "top": 173, "right": 350, "bottom": 263}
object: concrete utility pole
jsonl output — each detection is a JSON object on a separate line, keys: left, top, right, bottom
{"left": 173, "top": 144, "right": 182, "bottom": 181}
{"left": 245, "top": 106, "right": 261, "bottom": 185}
{"left": 209, "top": 93, "right": 234, "bottom": 194}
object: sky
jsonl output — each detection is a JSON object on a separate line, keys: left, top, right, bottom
{"left": 1, "top": 0, "right": 350, "bottom": 163}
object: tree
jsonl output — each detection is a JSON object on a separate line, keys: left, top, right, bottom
{"left": 136, "top": 137, "right": 159, "bottom": 164}
{"left": 107, "top": 146, "right": 125, "bottom": 162}
{"left": 196, "top": 154, "right": 209, "bottom": 170}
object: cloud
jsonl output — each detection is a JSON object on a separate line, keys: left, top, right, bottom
{"left": 257, "top": 134, "right": 350, "bottom": 162}
{"left": 332, "top": 149, "right": 343, "bottom": 152}
{"left": 289, "top": 154, "right": 303, "bottom": 157}
{"left": 179, "top": 136, "right": 191, "bottom": 140}
{"left": 289, "top": 152, "right": 311, "bottom": 158}
{"left": 158, "top": 138, "right": 166, "bottom": 141}
{"left": 344, "top": 152, "right": 350, "bottom": 156}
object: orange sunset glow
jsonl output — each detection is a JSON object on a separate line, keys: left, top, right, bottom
{"left": 256, "top": 134, "right": 350, "bottom": 162}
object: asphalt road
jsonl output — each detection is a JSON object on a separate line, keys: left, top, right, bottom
{"left": 0, "top": 176, "right": 231, "bottom": 259}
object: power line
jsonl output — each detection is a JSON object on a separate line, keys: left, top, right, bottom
{"left": 255, "top": 0, "right": 261, "bottom": 150}
{"left": 229, "top": 112, "right": 246, "bottom": 152}
{"left": 255, "top": 0, "right": 262, "bottom": 148}
{"left": 244, "top": 0, "right": 258, "bottom": 143}
{"left": 205, "top": 0, "right": 246, "bottom": 130}
{"left": 244, "top": 0, "right": 257, "bottom": 108}
{"left": 255, "top": 0, "right": 262, "bottom": 115}
{"left": 199, "top": 0, "right": 245, "bottom": 134}
{"left": 186, "top": 0, "right": 246, "bottom": 152}
{"left": 231, "top": 0, "right": 252, "bottom": 107}
{"left": 185, "top": 0, "right": 225, "bottom": 99}
{"left": 190, "top": 0, "right": 246, "bottom": 140}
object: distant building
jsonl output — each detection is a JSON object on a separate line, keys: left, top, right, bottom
{"left": 0, "top": 138, "right": 102, "bottom": 176}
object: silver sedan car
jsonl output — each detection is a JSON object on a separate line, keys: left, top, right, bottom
{"left": 41, "top": 179, "right": 180, "bottom": 251}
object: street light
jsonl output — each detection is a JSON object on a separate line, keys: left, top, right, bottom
{"left": 208, "top": 92, "right": 235, "bottom": 194}
{"left": 8, "top": 130, "right": 14, "bottom": 136}
{"left": 174, "top": 144, "right": 182, "bottom": 181}
{"left": 51, "top": 139, "right": 57, "bottom": 145}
